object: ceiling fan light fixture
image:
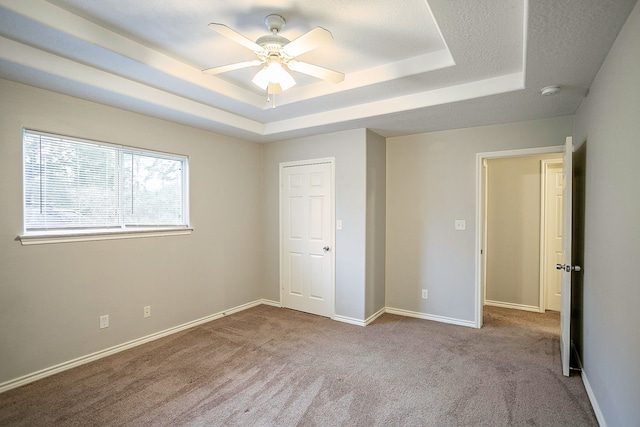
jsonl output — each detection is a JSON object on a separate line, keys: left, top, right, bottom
{"left": 251, "top": 68, "right": 270, "bottom": 90}
{"left": 252, "top": 57, "right": 296, "bottom": 91}
{"left": 275, "top": 67, "right": 296, "bottom": 91}
{"left": 206, "top": 14, "right": 343, "bottom": 99}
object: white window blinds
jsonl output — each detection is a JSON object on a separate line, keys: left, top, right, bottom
{"left": 23, "top": 130, "right": 188, "bottom": 233}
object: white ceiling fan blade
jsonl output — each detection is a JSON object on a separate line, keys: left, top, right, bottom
{"left": 202, "top": 60, "right": 263, "bottom": 75}
{"left": 208, "top": 23, "right": 266, "bottom": 54}
{"left": 287, "top": 60, "right": 345, "bottom": 83}
{"left": 281, "top": 27, "right": 333, "bottom": 58}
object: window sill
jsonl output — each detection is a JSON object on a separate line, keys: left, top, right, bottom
{"left": 18, "top": 227, "right": 193, "bottom": 246}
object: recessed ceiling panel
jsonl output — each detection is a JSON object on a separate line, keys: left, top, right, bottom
{"left": 0, "top": 0, "right": 635, "bottom": 141}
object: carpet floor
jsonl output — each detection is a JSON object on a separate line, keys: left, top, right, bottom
{"left": 0, "top": 305, "right": 597, "bottom": 426}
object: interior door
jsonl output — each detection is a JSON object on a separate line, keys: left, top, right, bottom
{"left": 559, "top": 137, "right": 574, "bottom": 377}
{"left": 545, "top": 162, "right": 564, "bottom": 312}
{"left": 280, "top": 161, "right": 334, "bottom": 318}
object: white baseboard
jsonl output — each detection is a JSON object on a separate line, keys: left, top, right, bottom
{"left": 260, "top": 299, "right": 282, "bottom": 308}
{"left": 334, "top": 314, "right": 367, "bottom": 326}
{"left": 366, "top": 307, "right": 386, "bottom": 325}
{"left": 333, "top": 306, "right": 386, "bottom": 327}
{"left": 569, "top": 342, "right": 606, "bottom": 425}
{"left": 0, "top": 299, "right": 268, "bottom": 394}
{"left": 581, "top": 369, "right": 607, "bottom": 427}
{"left": 385, "top": 307, "right": 476, "bottom": 328}
{"left": 485, "top": 300, "right": 542, "bottom": 313}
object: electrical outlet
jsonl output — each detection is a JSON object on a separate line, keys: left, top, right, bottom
{"left": 100, "top": 314, "right": 109, "bottom": 329}
{"left": 455, "top": 220, "right": 466, "bottom": 231}
{"left": 422, "top": 289, "right": 428, "bottom": 299}
{"left": 144, "top": 306, "right": 151, "bottom": 318}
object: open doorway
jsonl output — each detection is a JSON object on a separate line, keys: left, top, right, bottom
{"left": 474, "top": 146, "right": 564, "bottom": 327}
{"left": 482, "top": 153, "right": 563, "bottom": 314}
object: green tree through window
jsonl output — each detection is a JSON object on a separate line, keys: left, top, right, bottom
{"left": 23, "top": 130, "right": 189, "bottom": 233}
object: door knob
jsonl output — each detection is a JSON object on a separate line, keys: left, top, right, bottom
{"left": 323, "top": 246, "right": 330, "bottom": 253}
{"left": 556, "top": 264, "right": 582, "bottom": 272}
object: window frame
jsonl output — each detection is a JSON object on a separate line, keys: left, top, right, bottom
{"left": 19, "top": 129, "right": 192, "bottom": 245}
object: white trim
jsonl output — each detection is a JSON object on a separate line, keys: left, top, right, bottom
{"left": 279, "top": 158, "right": 336, "bottom": 319}
{"left": 572, "top": 336, "right": 604, "bottom": 426}
{"left": 260, "top": 299, "right": 282, "bottom": 308}
{"left": 582, "top": 369, "right": 607, "bottom": 427}
{"left": 475, "top": 145, "right": 564, "bottom": 328}
{"left": 484, "top": 300, "right": 542, "bottom": 313}
{"left": 366, "top": 307, "right": 386, "bottom": 325}
{"left": 334, "top": 307, "right": 386, "bottom": 327}
{"left": 385, "top": 307, "right": 476, "bottom": 328}
{"left": 539, "top": 159, "right": 564, "bottom": 312}
{"left": 334, "top": 314, "right": 367, "bottom": 327}
{"left": 0, "top": 299, "right": 264, "bottom": 394}
{"left": 18, "top": 227, "right": 193, "bottom": 245}
{"left": 539, "top": 160, "right": 547, "bottom": 312}
{"left": 481, "top": 158, "right": 488, "bottom": 310}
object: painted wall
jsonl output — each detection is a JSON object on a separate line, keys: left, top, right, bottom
{"left": 386, "top": 117, "right": 573, "bottom": 323}
{"left": 262, "top": 129, "right": 368, "bottom": 321}
{"left": 573, "top": 2, "right": 640, "bottom": 424}
{"left": 484, "top": 154, "right": 561, "bottom": 308}
{"left": 365, "top": 130, "right": 386, "bottom": 319}
{"left": 0, "top": 79, "right": 263, "bottom": 384}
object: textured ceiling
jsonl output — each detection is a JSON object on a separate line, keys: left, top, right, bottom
{"left": 0, "top": 0, "right": 637, "bottom": 142}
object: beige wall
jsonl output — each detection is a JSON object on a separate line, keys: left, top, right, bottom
{"left": 573, "top": 2, "right": 640, "bottom": 424}
{"left": 365, "top": 130, "right": 386, "bottom": 319}
{"left": 386, "top": 117, "right": 573, "bottom": 322}
{"left": 262, "top": 129, "right": 368, "bottom": 321}
{"left": 262, "top": 129, "right": 387, "bottom": 323}
{"left": 0, "top": 79, "right": 264, "bottom": 384}
{"left": 484, "top": 154, "right": 561, "bottom": 308}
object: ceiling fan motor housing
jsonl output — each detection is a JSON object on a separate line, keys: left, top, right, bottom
{"left": 256, "top": 35, "right": 291, "bottom": 53}
{"left": 258, "top": 15, "right": 290, "bottom": 54}
{"left": 264, "top": 14, "right": 286, "bottom": 33}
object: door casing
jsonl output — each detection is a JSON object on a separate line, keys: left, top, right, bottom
{"left": 475, "top": 145, "right": 564, "bottom": 328}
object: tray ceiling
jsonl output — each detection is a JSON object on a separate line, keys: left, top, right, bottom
{"left": 0, "top": 0, "right": 636, "bottom": 142}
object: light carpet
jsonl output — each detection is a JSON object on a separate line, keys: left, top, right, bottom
{"left": 0, "top": 305, "right": 597, "bottom": 426}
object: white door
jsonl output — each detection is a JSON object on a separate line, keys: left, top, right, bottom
{"left": 559, "top": 137, "right": 574, "bottom": 377}
{"left": 280, "top": 161, "right": 334, "bottom": 318}
{"left": 544, "top": 162, "right": 564, "bottom": 312}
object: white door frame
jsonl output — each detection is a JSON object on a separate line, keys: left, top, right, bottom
{"left": 474, "top": 146, "right": 563, "bottom": 328}
{"left": 279, "top": 157, "right": 336, "bottom": 319}
{"left": 539, "top": 158, "right": 564, "bottom": 312}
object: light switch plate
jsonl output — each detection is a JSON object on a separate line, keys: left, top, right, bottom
{"left": 455, "top": 220, "right": 466, "bottom": 231}
{"left": 100, "top": 314, "right": 109, "bottom": 329}
{"left": 336, "top": 220, "right": 343, "bottom": 230}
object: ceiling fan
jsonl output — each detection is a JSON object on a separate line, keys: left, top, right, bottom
{"left": 203, "top": 14, "right": 345, "bottom": 96}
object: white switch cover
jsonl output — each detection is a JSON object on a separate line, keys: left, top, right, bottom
{"left": 336, "top": 220, "right": 343, "bottom": 230}
{"left": 455, "top": 220, "right": 466, "bottom": 231}
{"left": 100, "top": 315, "right": 109, "bottom": 329}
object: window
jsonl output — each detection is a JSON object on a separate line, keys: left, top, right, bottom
{"left": 22, "top": 130, "right": 189, "bottom": 241}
